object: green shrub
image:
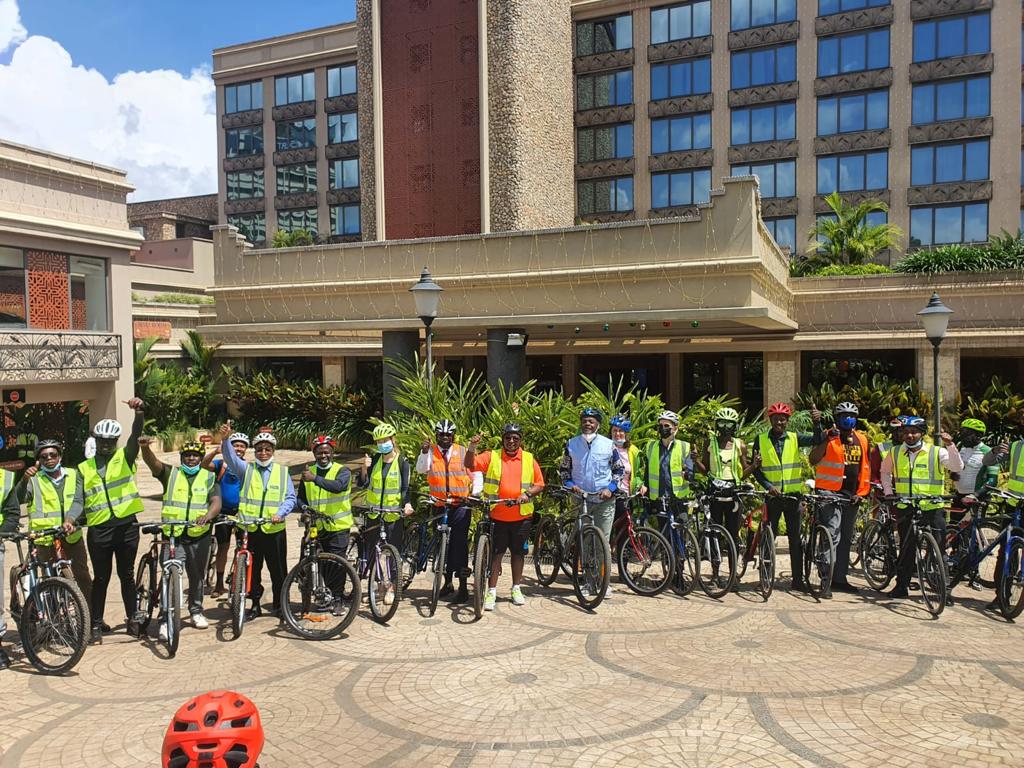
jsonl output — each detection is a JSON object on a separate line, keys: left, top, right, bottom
{"left": 794, "top": 373, "right": 932, "bottom": 425}
{"left": 271, "top": 229, "right": 316, "bottom": 248}
{"left": 895, "top": 232, "right": 1024, "bottom": 273}
{"left": 952, "top": 377, "right": 1024, "bottom": 443}
{"left": 802, "top": 263, "right": 892, "bottom": 277}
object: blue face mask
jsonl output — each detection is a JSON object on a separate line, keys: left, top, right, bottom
{"left": 377, "top": 441, "right": 393, "bottom": 454}
{"left": 43, "top": 462, "right": 62, "bottom": 475}
{"left": 181, "top": 463, "right": 202, "bottom": 476}
{"left": 837, "top": 416, "right": 857, "bottom": 431}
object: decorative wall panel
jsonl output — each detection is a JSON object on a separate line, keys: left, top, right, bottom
{"left": 648, "top": 94, "right": 714, "bottom": 118}
{"left": 575, "top": 105, "right": 635, "bottom": 127}
{"left": 728, "top": 21, "right": 799, "bottom": 51}
{"left": 221, "top": 109, "right": 263, "bottom": 129}
{"left": 760, "top": 197, "right": 798, "bottom": 217}
{"left": 324, "top": 95, "right": 359, "bottom": 114}
{"left": 727, "top": 140, "right": 798, "bottom": 164}
{"left": 223, "top": 155, "right": 264, "bottom": 172}
{"left": 814, "top": 68, "right": 892, "bottom": 97}
{"left": 907, "top": 180, "right": 992, "bottom": 205}
{"left": 728, "top": 82, "right": 799, "bottom": 107}
{"left": 271, "top": 102, "right": 316, "bottom": 121}
{"left": 814, "top": 130, "right": 890, "bottom": 155}
{"left": 223, "top": 198, "right": 266, "bottom": 215}
{"left": 648, "top": 36, "right": 713, "bottom": 63}
{"left": 648, "top": 149, "right": 714, "bottom": 173}
{"left": 573, "top": 49, "right": 634, "bottom": 74}
{"left": 814, "top": 190, "right": 890, "bottom": 213}
{"left": 133, "top": 321, "right": 171, "bottom": 341}
{"left": 907, "top": 117, "right": 992, "bottom": 144}
{"left": 26, "top": 250, "right": 69, "bottom": 330}
{"left": 326, "top": 142, "right": 360, "bottom": 160}
{"left": 815, "top": 5, "right": 893, "bottom": 35}
{"left": 910, "top": 0, "right": 992, "bottom": 21}
{"left": 909, "top": 53, "right": 992, "bottom": 83}
{"left": 575, "top": 158, "right": 634, "bottom": 180}
{"left": 648, "top": 205, "right": 701, "bottom": 221}
{"left": 273, "top": 147, "right": 316, "bottom": 166}
{"left": 274, "top": 192, "right": 318, "bottom": 210}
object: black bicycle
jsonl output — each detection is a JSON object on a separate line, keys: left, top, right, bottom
{"left": 469, "top": 496, "right": 521, "bottom": 619}
{"left": 690, "top": 481, "right": 740, "bottom": 599}
{"left": 549, "top": 488, "right": 612, "bottom": 610}
{"left": 797, "top": 491, "right": 839, "bottom": 600}
{"left": 883, "top": 494, "right": 950, "bottom": 617}
{"left": 134, "top": 520, "right": 189, "bottom": 657}
{"left": 531, "top": 502, "right": 576, "bottom": 587}
{"left": 350, "top": 504, "right": 404, "bottom": 623}
{"left": 645, "top": 495, "right": 698, "bottom": 597}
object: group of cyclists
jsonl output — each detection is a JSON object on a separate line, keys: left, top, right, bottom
{"left": 2, "top": 395, "right": 1024, "bottom": 672}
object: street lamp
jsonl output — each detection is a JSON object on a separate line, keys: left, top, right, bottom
{"left": 917, "top": 292, "right": 953, "bottom": 435}
{"left": 409, "top": 267, "right": 443, "bottom": 383}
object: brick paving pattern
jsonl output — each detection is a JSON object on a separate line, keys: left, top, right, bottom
{"left": 2, "top": 481, "right": 1021, "bottom": 766}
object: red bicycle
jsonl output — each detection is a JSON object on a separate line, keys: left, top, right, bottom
{"left": 610, "top": 492, "right": 674, "bottom": 596}
{"left": 223, "top": 516, "right": 276, "bottom": 640}
{"left": 733, "top": 486, "right": 774, "bottom": 600}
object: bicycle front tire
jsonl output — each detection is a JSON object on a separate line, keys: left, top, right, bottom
{"left": 473, "top": 533, "right": 491, "bottom": 619}
{"left": 229, "top": 555, "right": 248, "bottom": 640}
{"left": 671, "top": 526, "right": 700, "bottom": 597}
{"left": 916, "top": 530, "right": 947, "bottom": 617}
{"left": 572, "top": 525, "right": 611, "bottom": 610}
{"left": 997, "top": 539, "right": 1024, "bottom": 620}
{"left": 532, "top": 517, "right": 561, "bottom": 586}
{"left": 697, "top": 524, "right": 738, "bottom": 600}
{"left": 19, "top": 576, "right": 89, "bottom": 675}
{"left": 806, "top": 525, "right": 835, "bottom": 600}
{"left": 134, "top": 553, "right": 158, "bottom": 633}
{"left": 165, "top": 567, "right": 182, "bottom": 657}
{"left": 368, "top": 545, "right": 402, "bottom": 624}
{"left": 281, "top": 552, "right": 360, "bottom": 639}
{"left": 428, "top": 533, "right": 448, "bottom": 617}
{"left": 618, "top": 526, "right": 673, "bottom": 596}
{"left": 758, "top": 526, "right": 776, "bottom": 601}
{"left": 859, "top": 520, "right": 896, "bottom": 591}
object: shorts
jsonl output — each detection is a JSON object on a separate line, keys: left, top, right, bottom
{"left": 492, "top": 518, "right": 531, "bottom": 557}
{"left": 216, "top": 508, "right": 238, "bottom": 544}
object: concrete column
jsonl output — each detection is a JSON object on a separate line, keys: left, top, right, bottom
{"left": 763, "top": 351, "right": 800, "bottom": 408}
{"left": 666, "top": 352, "right": 682, "bottom": 411}
{"left": 323, "top": 356, "right": 344, "bottom": 387}
{"left": 382, "top": 330, "right": 419, "bottom": 413}
{"left": 486, "top": 328, "right": 526, "bottom": 395}
{"left": 344, "top": 357, "right": 360, "bottom": 385}
{"left": 561, "top": 354, "right": 578, "bottom": 398}
{"left": 917, "top": 343, "right": 960, "bottom": 413}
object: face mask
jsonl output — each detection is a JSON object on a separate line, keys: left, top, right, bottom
{"left": 906, "top": 440, "right": 923, "bottom": 450}
{"left": 960, "top": 433, "right": 981, "bottom": 448}
{"left": 658, "top": 426, "right": 674, "bottom": 439}
{"left": 837, "top": 416, "right": 857, "bottom": 431}
{"left": 43, "top": 462, "right": 62, "bottom": 475}
{"left": 255, "top": 457, "right": 273, "bottom": 468}
{"left": 181, "top": 464, "right": 202, "bottom": 476}
{"left": 377, "top": 441, "right": 393, "bottom": 454}
{"left": 716, "top": 422, "right": 735, "bottom": 436}
{"left": 316, "top": 458, "right": 332, "bottom": 468}
{"left": 613, "top": 438, "right": 626, "bottom": 447}
{"left": 582, "top": 433, "right": 596, "bottom": 444}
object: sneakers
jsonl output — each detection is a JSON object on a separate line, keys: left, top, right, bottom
{"left": 383, "top": 587, "right": 395, "bottom": 606}
{"left": 511, "top": 585, "right": 526, "bottom": 606}
{"left": 605, "top": 584, "right": 614, "bottom": 598}
{"left": 439, "top": 579, "right": 455, "bottom": 598}
{"left": 331, "top": 598, "right": 348, "bottom": 617}
{"left": 455, "top": 584, "right": 469, "bottom": 604}
{"left": 90, "top": 624, "right": 103, "bottom": 645}
{"left": 158, "top": 623, "right": 168, "bottom": 642}
{"left": 191, "top": 612, "right": 209, "bottom": 629}
{"left": 483, "top": 590, "right": 497, "bottom": 611}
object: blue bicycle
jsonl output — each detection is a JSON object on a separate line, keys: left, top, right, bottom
{"left": 400, "top": 495, "right": 458, "bottom": 617}
{"left": 646, "top": 495, "right": 701, "bottom": 598}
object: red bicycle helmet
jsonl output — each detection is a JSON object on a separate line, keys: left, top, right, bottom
{"left": 163, "top": 690, "right": 263, "bottom": 768}
{"left": 766, "top": 402, "right": 793, "bottom": 417}
{"left": 311, "top": 434, "right": 336, "bottom": 449}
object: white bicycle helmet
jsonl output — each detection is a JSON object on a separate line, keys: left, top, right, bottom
{"left": 93, "top": 419, "right": 123, "bottom": 439}
{"left": 228, "top": 431, "right": 251, "bottom": 447}
{"left": 835, "top": 401, "right": 859, "bottom": 415}
{"left": 252, "top": 431, "right": 277, "bottom": 448}
{"left": 433, "top": 419, "right": 457, "bottom": 434}
{"left": 657, "top": 410, "right": 679, "bottom": 425}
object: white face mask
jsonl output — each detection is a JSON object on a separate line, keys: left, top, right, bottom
{"left": 255, "top": 457, "right": 273, "bottom": 468}
{"left": 906, "top": 440, "right": 923, "bottom": 451}
{"left": 583, "top": 433, "right": 596, "bottom": 444}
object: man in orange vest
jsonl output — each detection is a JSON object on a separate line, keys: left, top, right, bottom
{"left": 415, "top": 419, "right": 482, "bottom": 603}
{"left": 809, "top": 401, "right": 871, "bottom": 598}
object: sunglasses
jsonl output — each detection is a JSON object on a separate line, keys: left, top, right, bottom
{"left": 38, "top": 452, "right": 60, "bottom": 460}
{"left": 715, "top": 421, "right": 736, "bottom": 429}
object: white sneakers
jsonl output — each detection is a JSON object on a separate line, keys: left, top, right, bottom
{"left": 158, "top": 623, "right": 168, "bottom": 642}
{"left": 192, "top": 612, "right": 209, "bottom": 629}
{"left": 511, "top": 585, "right": 526, "bottom": 606}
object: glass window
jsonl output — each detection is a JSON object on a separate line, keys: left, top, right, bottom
{"left": 819, "top": 0, "right": 889, "bottom": 15}
{"left": 277, "top": 208, "right": 318, "bottom": 236}
{"left": 731, "top": 44, "right": 796, "bottom": 89}
{"left": 224, "top": 80, "right": 263, "bottom": 114}
{"left": 577, "top": 177, "right": 634, "bottom": 215}
{"left": 0, "top": 247, "right": 26, "bottom": 326}
{"left": 330, "top": 204, "right": 361, "bottom": 236}
{"left": 652, "top": 114, "right": 711, "bottom": 154}
{"left": 912, "top": 76, "right": 989, "bottom": 124}
{"left": 227, "top": 214, "right": 266, "bottom": 244}
{"left": 651, "top": 1, "right": 712, "bottom": 44}
{"left": 576, "top": 14, "right": 632, "bottom": 56}
{"left": 578, "top": 123, "right": 634, "bottom": 162}
{"left": 226, "top": 170, "right": 265, "bottom": 200}
{"left": 274, "top": 71, "right": 315, "bottom": 105}
{"left": 225, "top": 126, "right": 264, "bottom": 157}
{"left": 731, "top": 160, "right": 796, "bottom": 198}
{"left": 913, "top": 13, "right": 989, "bottom": 63}
{"left": 577, "top": 70, "right": 633, "bottom": 110}
{"left": 764, "top": 217, "right": 796, "bottom": 252}
{"left": 652, "top": 58, "right": 711, "bottom": 99}
{"left": 817, "top": 90, "right": 888, "bottom": 135}
{"left": 731, "top": 0, "right": 796, "bottom": 31}
{"left": 818, "top": 29, "right": 889, "bottom": 77}
{"left": 276, "top": 163, "right": 317, "bottom": 195}
{"left": 731, "top": 102, "right": 795, "bottom": 144}
{"left": 276, "top": 119, "right": 316, "bottom": 150}
{"left": 909, "top": 203, "right": 988, "bottom": 247}
{"left": 651, "top": 169, "right": 712, "bottom": 208}
{"left": 910, "top": 139, "right": 989, "bottom": 186}
{"left": 327, "top": 112, "right": 358, "bottom": 144}
{"left": 69, "top": 255, "right": 108, "bottom": 331}
{"left": 327, "top": 64, "right": 357, "bottom": 97}
{"left": 329, "top": 158, "right": 360, "bottom": 190}
{"left": 816, "top": 150, "right": 887, "bottom": 194}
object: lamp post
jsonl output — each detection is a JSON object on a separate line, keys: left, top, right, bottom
{"left": 409, "top": 267, "right": 443, "bottom": 383}
{"left": 917, "top": 292, "right": 953, "bottom": 435}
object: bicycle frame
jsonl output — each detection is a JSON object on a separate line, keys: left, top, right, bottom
{"left": 10, "top": 527, "right": 71, "bottom": 621}
{"left": 951, "top": 492, "right": 1024, "bottom": 586}
{"left": 650, "top": 496, "right": 693, "bottom": 564}
{"left": 159, "top": 526, "right": 186, "bottom": 620}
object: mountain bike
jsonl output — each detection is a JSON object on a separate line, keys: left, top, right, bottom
{"left": 469, "top": 496, "right": 521, "bottom": 619}
{"left": 351, "top": 505, "right": 404, "bottom": 623}
{"left": 280, "top": 506, "right": 361, "bottom": 638}
{"left": 550, "top": 487, "right": 612, "bottom": 610}
{"left": 402, "top": 496, "right": 459, "bottom": 617}
{"left": 134, "top": 520, "right": 189, "bottom": 657}
{"left": 733, "top": 486, "right": 775, "bottom": 600}
{"left": 798, "top": 491, "right": 839, "bottom": 600}
{"left": 531, "top": 501, "right": 575, "bottom": 587}
{"left": 691, "top": 481, "right": 740, "bottom": 599}
{"left": 645, "top": 495, "right": 699, "bottom": 597}
{"left": 991, "top": 487, "right": 1024, "bottom": 619}
{"left": 883, "top": 494, "right": 950, "bottom": 617}
{"left": 224, "top": 516, "right": 277, "bottom": 640}
{"left": 859, "top": 495, "right": 899, "bottom": 591}
{"left": 3, "top": 526, "right": 90, "bottom": 674}
{"left": 610, "top": 492, "right": 673, "bottom": 596}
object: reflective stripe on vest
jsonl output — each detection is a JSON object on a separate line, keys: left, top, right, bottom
{"left": 78, "top": 450, "right": 143, "bottom": 527}
{"left": 757, "top": 432, "right": 803, "bottom": 493}
{"left": 878, "top": 441, "right": 893, "bottom": 462}
{"left": 894, "top": 445, "right": 946, "bottom": 510}
{"left": 646, "top": 440, "right": 691, "bottom": 500}
{"left": 161, "top": 467, "right": 214, "bottom": 538}
{"left": 814, "top": 432, "right": 870, "bottom": 496}
{"left": 368, "top": 458, "right": 402, "bottom": 522}
{"left": 1009, "top": 441, "right": 1024, "bottom": 494}
{"left": 709, "top": 439, "right": 742, "bottom": 481}
{"left": 482, "top": 450, "right": 536, "bottom": 516}
{"left": 238, "top": 463, "right": 289, "bottom": 534}
{"left": 303, "top": 462, "right": 353, "bottom": 532}
{"left": 30, "top": 470, "right": 82, "bottom": 546}
{"left": 427, "top": 444, "right": 471, "bottom": 501}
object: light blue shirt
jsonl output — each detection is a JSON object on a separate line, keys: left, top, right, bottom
{"left": 221, "top": 439, "right": 296, "bottom": 518}
{"left": 561, "top": 434, "right": 622, "bottom": 494}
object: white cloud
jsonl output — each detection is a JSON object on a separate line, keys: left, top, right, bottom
{"left": 0, "top": 2, "right": 215, "bottom": 201}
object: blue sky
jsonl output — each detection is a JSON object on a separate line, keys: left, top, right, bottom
{"left": 14, "top": 0, "right": 356, "bottom": 77}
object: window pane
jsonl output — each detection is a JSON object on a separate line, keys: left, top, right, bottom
{"left": 866, "top": 91, "right": 888, "bottom": 129}
{"left": 778, "top": 103, "right": 795, "bottom": 138}
{"left": 69, "top": 255, "right": 107, "bottom": 331}
{"left": 818, "top": 157, "right": 837, "bottom": 194}
{"left": 669, "top": 6, "right": 690, "bottom": 40}
{"left": 693, "top": 58, "right": 711, "bottom": 92}
{"left": 651, "top": 65, "right": 668, "bottom": 100}
{"left": 773, "top": 218, "right": 796, "bottom": 251}
{"left": 288, "top": 75, "right": 302, "bottom": 103}
{"left": 839, "top": 155, "right": 863, "bottom": 191}
{"left": 652, "top": 120, "right": 669, "bottom": 154}
{"left": 867, "top": 29, "right": 889, "bottom": 69}
{"left": 275, "top": 78, "right": 286, "bottom": 105}
{"left": 671, "top": 172, "right": 691, "bottom": 205}
{"left": 964, "top": 140, "right": 988, "bottom": 180}
{"left": 752, "top": 164, "right": 774, "bottom": 197}
{"left": 967, "top": 14, "right": 989, "bottom": 56}
{"left": 750, "top": 106, "right": 772, "bottom": 142}
{"left": 912, "top": 84, "right": 935, "bottom": 124}
{"left": 751, "top": 0, "right": 773, "bottom": 27}
{"left": 778, "top": 0, "right": 796, "bottom": 22}
{"left": 935, "top": 80, "right": 964, "bottom": 121}
{"left": 936, "top": 17, "right": 963, "bottom": 59}
{"left": 327, "top": 68, "right": 340, "bottom": 97}
{"left": 911, "top": 146, "right": 932, "bottom": 185}
{"left": 615, "top": 177, "right": 633, "bottom": 211}
{"left": 344, "top": 205, "right": 361, "bottom": 234}
{"left": 732, "top": 1, "right": 750, "bottom": 31}
{"left": 652, "top": 174, "right": 669, "bottom": 208}
{"left": 0, "top": 247, "right": 26, "bottom": 325}
{"left": 693, "top": 2, "right": 711, "bottom": 36}
{"left": 818, "top": 98, "right": 837, "bottom": 135}
{"left": 819, "top": 38, "right": 839, "bottom": 77}
{"left": 694, "top": 169, "right": 711, "bottom": 203}
{"left": 617, "top": 123, "right": 633, "bottom": 157}
{"left": 671, "top": 117, "right": 690, "bottom": 150}
{"left": 840, "top": 34, "right": 866, "bottom": 73}
{"left": 226, "top": 87, "right": 238, "bottom": 114}
{"left": 303, "top": 72, "right": 314, "bottom": 99}
{"left": 733, "top": 110, "right": 749, "bottom": 144}
{"left": 777, "top": 161, "right": 795, "bottom": 197}
{"left": 577, "top": 78, "right": 593, "bottom": 110}
{"left": 617, "top": 70, "right": 633, "bottom": 103}
{"left": 616, "top": 15, "right": 632, "bottom": 50}
{"left": 910, "top": 208, "right": 932, "bottom": 246}
{"left": 914, "top": 21, "right": 935, "bottom": 62}
{"left": 578, "top": 181, "right": 595, "bottom": 214}
{"left": 651, "top": 9, "right": 668, "bottom": 44}
{"left": 777, "top": 45, "right": 796, "bottom": 82}
{"left": 866, "top": 152, "right": 887, "bottom": 189}
{"left": 839, "top": 94, "right": 864, "bottom": 132}
{"left": 694, "top": 113, "right": 711, "bottom": 147}
{"left": 671, "top": 62, "right": 690, "bottom": 96}
{"left": 966, "top": 77, "right": 989, "bottom": 117}
{"left": 732, "top": 52, "right": 750, "bottom": 89}
{"left": 934, "top": 206, "right": 961, "bottom": 244}
{"left": 934, "top": 144, "right": 963, "bottom": 183}
{"left": 820, "top": 0, "right": 840, "bottom": 15}
{"left": 964, "top": 202, "right": 987, "bottom": 242}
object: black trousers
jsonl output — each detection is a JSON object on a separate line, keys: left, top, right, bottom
{"left": 819, "top": 496, "right": 860, "bottom": 583}
{"left": 317, "top": 529, "right": 351, "bottom": 595}
{"left": 87, "top": 521, "right": 140, "bottom": 625}
{"left": 896, "top": 507, "right": 946, "bottom": 589}
{"left": 710, "top": 499, "right": 742, "bottom": 544}
{"left": 767, "top": 494, "right": 803, "bottom": 583}
{"left": 445, "top": 505, "right": 471, "bottom": 579}
{"left": 249, "top": 529, "right": 287, "bottom": 610}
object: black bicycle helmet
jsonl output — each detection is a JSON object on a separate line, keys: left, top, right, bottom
{"left": 502, "top": 423, "right": 522, "bottom": 435}
{"left": 580, "top": 407, "right": 603, "bottom": 422}
{"left": 34, "top": 439, "right": 62, "bottom": 456}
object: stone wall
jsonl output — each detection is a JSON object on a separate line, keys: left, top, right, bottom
{"left": 356, "top": 0, "right": 377, "bottom": 241}
{"left": 128, "top": 194, "right": 217, "bottom": 223}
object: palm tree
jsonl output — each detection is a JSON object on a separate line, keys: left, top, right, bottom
{"left": 180, "top": 330, "right": 221, "bottom": 380}
{"left": 802, "top": 192, "right": 902, "bottom": 270}
{"left": 133, "top": 337, "right": 166, "bottom": 400}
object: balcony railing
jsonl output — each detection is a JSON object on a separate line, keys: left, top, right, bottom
{"left": 0, "top": 331, "right": 122, "bottom": 382}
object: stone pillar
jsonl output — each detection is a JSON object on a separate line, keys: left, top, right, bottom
{"left": 763, "top": 351, "right": 800, "bottom": 408}
{"left": 486, "top": 328, "right": 526, "bottom": 395}
{"left": 561, "top": 354, "right": 578, "bottom": 398}
{"left": 323, "top": 357, "right": 344, "bottom": 387}
{"left": 382, "top": 330, "right": 420, "bottom": 413}
{"left": 917, "top": 343, "right": 960, "bottom": 418}
{"left": 344, "top": 357, "right": 360, "bottom": 385}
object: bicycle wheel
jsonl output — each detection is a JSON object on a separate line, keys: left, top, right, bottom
{"left": 204, "top": 536, "right": 217, "bottom": 593}
{"left": 399, "top": 532, "right": 420, "bottom": 591}
{"left": 134, "top": 553, "right": 158, "bottom": 632}
{"left": 697, "top": 524, "right": 738, "bottom": 600}
{"left": 757, "top": 526, "right": 776, "bottom": 601}
{"left": 228, "top": 555, "right": 248, "bottom": 640}
{"left": 997, "top": 539, "right": 1024, "bottom": 619}
{"left": 165, "top": 567, "right": 182, "bottom": 658}
{"left": 473, "top": 533, "right": 491, "bottom": 619}
{"left": 971, "top": 521, "right": 1005, "bottom": 589}
{"left": 735, "top": 523, "right": 752, "bottom": 580}
{"left": 532, "top": 517, "right": 561, "bottom": 586}
{"left": 859, "top": 520, "right": 896, "bottom": 591}
{"left": 572, "top": 525, "right": 611, "bottom": 610}
{"left": 618, "top": 526, "right": 673, "bottom": 596}
{"left": 849, "top": 506, "right": 869, "bottom": 567}
{"left": 18, "top": 576, "right": 88, "bottom": 675}
{"left": 916, "top": 530, "right": 947, "bottom": 617}
{"left": 671, "top": 527, "right": 700, "bottom": 597}
{"left": 368, "top": 545, "right": 402, "bottom": 624}
{"left": 282, "top": 552, "right": 360, "bottom": 639}
{"left": 428, "top": 533, "right": 448, "bottom": 617}
{"left": 558, "top": 520, "right": 576, "bottom": 578}
{"left": 805, "top": 525, "right": 835, "bottom": 599}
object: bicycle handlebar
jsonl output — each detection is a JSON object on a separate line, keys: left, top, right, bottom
{"left": 982, "top": 485, "right": 1024, "bottom": 502}
{"left": 0, "top": 526, "right": 71, "bottom": 542}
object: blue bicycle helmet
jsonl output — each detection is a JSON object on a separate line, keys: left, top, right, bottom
{"left": 580, "top": 407, "right": 603, "bottom": 422}
{"left": 901, "top": 415, "right": 926, "bottom": 429}
{"left": 609, "top": 414, "right": 632, "bottom": 432}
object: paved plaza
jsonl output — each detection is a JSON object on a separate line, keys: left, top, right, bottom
{"left": 2, "top": 473, "right": 1023, "bottom": 767}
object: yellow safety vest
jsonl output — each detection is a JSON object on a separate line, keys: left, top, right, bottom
{"left": 757, "top": 432, "right": 803, "bottom": 493}
{"left": 709, "top": 438, "right": 743, "bottom": 481}
{"left": 1008, "top": 440, "right": 1024, "bottom": 494}
{"left": 78, "top": 450, "right": 143, "bottom": 527}
{"left": 646, "top": 440, "right": 692, "bottom": 500}
{"left": 303, "top": 463, "right": 353, "bottom": 532}
{"left": 238, "top": 463, "right": 289, "bottom": 534}
{"left": 893, "top": 445, "right": 946, "bottom": 511}
{"left": 482, "top": 450, "right": 537, "bottom": 516}
{"left": 161, "top": 467, "right": 214, "bottom": 538}
{"left": 16, "top": 433, "right": 38, "bottom": 462}
{"left": 877, "top": 441, "right": 894, "bottom": 462}
{"left": 367, "top": 457, "right": 403, "bottom": 522}
{"left": 29, "top": 469, "right": 83, "bottom": 546}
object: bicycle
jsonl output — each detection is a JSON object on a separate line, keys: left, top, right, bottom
{"left": 2, "top": 526, "right": 90, "bottom": 674}
{"left": 351, "top": 504, "right": 404, "bottom": 623}
{"left": 610, "top": 492, "right": 674, "bottom": 596}
{"left": 859, "top": 494, "right": 900, "bottom": 591}
{"left": 645, "top": 495, "right": 700, "bottom": 598}
{"left": 279, "top": 506, "right": 361, "bottom": 638}
{"left": 468, "top": 495, "right": 521, "bottom": 619}
{"left": 690, "top": 481, "right": 740, "bottom": 599}
{"left": 882, "top": 494, "right": 950, "bottom": 617}
{"left": 135, "top": 520, "right": 200, "bottom": 657}
{"left": 223, "top": 515, "right": 278, "bottom": 640}
{"left": 797, "top": 491, "right": 839, "bottom": 600}
{"left": 991, "top": 487, "right": 1024, "bottom": 619}
{"left": 531, "top": 501, "right": 576, "bottom": 587}
{"left": 550, "top": 487, "right": 612, "bottom": 610}
{"left": 943, "top": 492, "right": 1004, "bottom": 598}
{"left": 733, "top": 486, "right": 776, "bottom": 600}
{"left": 402, "top": 495, "right": 459, "bottom": 617}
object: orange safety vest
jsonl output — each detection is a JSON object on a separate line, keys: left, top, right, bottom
{"left": 814, "top": 431, "right": 870, "bottom": 497}
{"left": 427, "top": 444, "right": 471, "bottom": 503}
